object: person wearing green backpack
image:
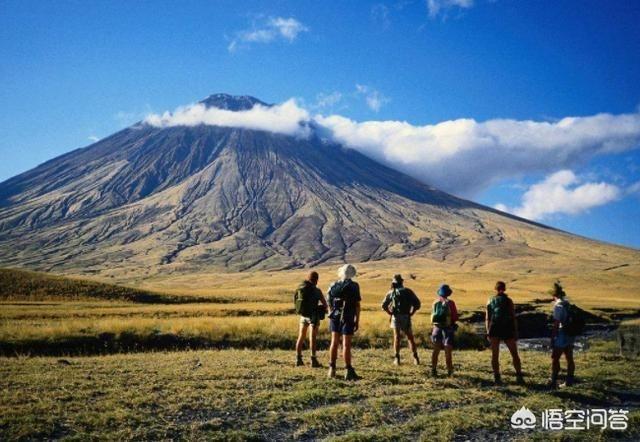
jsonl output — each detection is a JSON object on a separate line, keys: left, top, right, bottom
{"left": 381, "top": 274, "right": 422, "bottom": 365}
{"left": 430, "top": 284, "right": 458, "bottom": 377}
{"left": 549, "top": 282, "right": 577, "bottom": 388}
{"left": 294, "top": 271, "right": 328, "bottom": 368}
{"left": 486, "top": 281, "right": 524, "bottom": 385}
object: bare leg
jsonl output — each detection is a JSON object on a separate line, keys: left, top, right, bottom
{"left": 565, "top": 347, "right": 575, "bottom": 379}
{"left": 444, "top": 345, "right": 453, "bottom": 373}
{"left": 329, "top": 332, "right": 340, "bottom": 366}
{"left": 505, "top": 338, "right": 522, "bottom": 374}
{"left": 432, "top": 343, "right": 442, "bottom": 369}
{"left": 343, "top": 334, "right": 353, "bottom": 367}
{"left": 406, "top": 331, "right": 417, "bottom": 355}
{"left": 490, "top": 338, "right": 501, "bottom": 376}
{"left": 309, "top": 325, "right": 318, "bottom": 356}
{"left": 296, "top": 323, "right": 308, "bottom": 355}
{"left": 551, "top": 347, "right": 562, "bottom": 384}
{"left": 393, "top": 329, "right": 401, "bottom": 356}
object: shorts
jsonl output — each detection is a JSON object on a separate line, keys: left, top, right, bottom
{"left": 329, "top": 318, "right": 356, "bottom": 335}
{"left": 431, "top": 326, "right": 455, "bottom": 347}
{"left": 300, "top": 316, "right": 319, "bottom": 327}
{"left": 390, "top": 314, "right": 412, "bottom": 334}
{"left": 488, "top": 323, "right": 515, "bottom": 340}
{"left": 553, "top": 330, "right": 575, "bottom": 349}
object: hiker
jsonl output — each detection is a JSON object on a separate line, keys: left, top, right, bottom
{"left": 549, "top": 282, "right": 577, "bottom": 388}
{"left": 430, "top": 284, "right": 459, "bottom": 377}
{"left": 327, "top": 264, "right": 361, "bottom": 380}
{"left": 381, "top": 274, "right": 421, "bottom": 365}
{"left": 294, "top": 271, "right": 328, "bottom": 367}
{"left": 486, "top": 281, "right": 524, "bottom": 385}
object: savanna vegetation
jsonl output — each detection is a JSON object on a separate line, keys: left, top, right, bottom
{"left": 1, "top": 341, "right": 638, "bottom": 441}
{"left": 1, "top": 254, "right": 638, "bottom": 440}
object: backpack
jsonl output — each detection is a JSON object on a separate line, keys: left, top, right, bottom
{"left": 489, "top": 295, "right": 512, "bottom": 326}
{"left": 390, "top": 288, "right": 411, "bottom": 315}
{"left": 328, "top": 280, "right": 352, "bottom": 321}
{"left": 431, "top": 300, "right": 450, "bottom": 326}
{"left": 294, "top": 282, "right": 316, "bottom": 318}
{"left": 561, "top": 301, "right": 585, "bottom": 336}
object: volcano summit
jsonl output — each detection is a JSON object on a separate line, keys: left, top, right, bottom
{"left": 0, "top": 94, "right": 614, "bottom": 275}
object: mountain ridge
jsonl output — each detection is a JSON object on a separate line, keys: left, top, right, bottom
{"left": 0, "top": 93, "right": 629, "bottom": 276}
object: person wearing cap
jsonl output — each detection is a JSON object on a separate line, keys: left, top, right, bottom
{"left": 430, "top": 284, "right": 459, "bottom": 376}
{"left": 327, "top": 264, "right": 362, "bottom": 380}
{"left": 381, "top": 274, "right": 422, "bottom": 365}
{"left": 294, "top": 271, "right": 328, "bottom": 368}
{"left": 486, "top": 281, "right": 524, "bottom": 385}
{"left": 549, "top": 282, "right": 576, "bottom": 388}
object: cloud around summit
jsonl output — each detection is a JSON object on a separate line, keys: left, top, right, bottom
{"left": 144, "top": 98, "right": 640, "bottom": 205}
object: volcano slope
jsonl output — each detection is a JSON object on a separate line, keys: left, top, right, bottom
{"left": 0, "top": 93, "right": 638, "bottom": 284}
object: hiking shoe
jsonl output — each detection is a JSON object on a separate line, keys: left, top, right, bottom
{"left": 493, "top": 374, "right": 503, "bottom": 386}
{"left": 310, "top": 357, "right": 322, "bottom": 368}
{"left": 393, "top": 355, "right": 400, "bottom": 366}
{"left": 345, "top": 367, "right": 361, "bottom": 381}
{"left": 296, "top": 355, "right": 304, "bottom": 367}
{"left": 447, "top": 368, "right": 454, "bottom": 377}
{"left": 516, "top": 374, "right": 525, "bottom": 385}
{"left": 327, "top": 365, "right": 336, "bottom": 379}
{"left": 560, "top": 377, "right": 575, "bottom": 388}
{"left": 547, "top": 379, "right": 558, "bottom": 390}
{"left": 413, "top": 353, "right": 420, "bottom": 365}
{"left": 431, "top": 367, "right": 437, "bottom": 377}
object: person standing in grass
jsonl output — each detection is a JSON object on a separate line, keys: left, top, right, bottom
{"left": 327, "top": 264, "right": 361, "bottom": 381}
{"left": 549, "top": 282, "right": 576, "bottom": 388}
{"left": 294, "top": 271, "right": 328, "bottom": 368}
{"left": 382, "top": 274, "right": 421, "bottom": 365}
{"left": 486, "top": 281, "right": 525, "bottom": 385}
{"left": 430, "top": 284, "right": 458, "bottom": 377}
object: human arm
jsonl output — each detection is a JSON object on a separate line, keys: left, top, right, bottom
{"left": 410, "top": 290, "right": 421, "bottom": 316}
{"left": 485, "top": 301, "right": 491, "bottom": 334}
{"left": 381, "top": 292, "right": 393, "bottom": 316}
{"left": 319, "top": 290, "right": 329, "bottom": 312}
{"left": 354, "top": 301, "right": 361, "bottom": 332}
{"left": 509, "top": 298, "right": 518, "bottom": 339}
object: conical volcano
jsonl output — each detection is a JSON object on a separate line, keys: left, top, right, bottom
{"left": 0, "top": 94, "right": 607, "bottom": 275}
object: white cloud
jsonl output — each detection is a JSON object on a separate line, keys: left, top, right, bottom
{"left": 494, "top": 170, "right": 621, "bottom": 220}
{"left": 313, "top": 92, "right": 343, "bottom": 110}
{"left": 627, "top": 181, "right": 640, "bottom": 196}
{"left": 315, "top": 111, "right": 640, "bottom": 195}
{"left": 427, "top": 0, "right": 474, "bottom": 19}
{"left": 371, "top": 4, "right": 391, "bottom": 29}
{"left": 88, "top": 135, "right": 100, "bottom": 143}
{"left": 355, "top": 84, "right": 389, "bottom": 112}
{"left": 228, "top": 17, "right": 308, "bottom": 52}
{"left": 144, "top": 97, "right": 640, "bottom": 197}
{"left": 144, "top": 99, "right": 310, "bottom": 137}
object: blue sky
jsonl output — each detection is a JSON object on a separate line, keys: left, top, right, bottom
{"left": 1, "top": 0, "right": 639, "bottom": 248}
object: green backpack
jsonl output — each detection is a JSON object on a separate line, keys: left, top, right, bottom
{"left": 489, "top": 294, "right": 512, "bottom": 326}
{"left": 431, "top": 300, "right": 450, "bottom": 326}
{"left": 294, "top": 283, "right": 316, "bottom": 318}
{"left": 390, "top": 288, "right": 411, "bottom": 315}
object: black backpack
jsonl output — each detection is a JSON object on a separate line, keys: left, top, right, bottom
{"left": 328, "top": 280, "right": 352, "bottom": 321}
{"left": 562, "top": 301, "right": 586, "bottom": 336}
{"left": 489, "top": 294, "right": 513, "bottom": 326}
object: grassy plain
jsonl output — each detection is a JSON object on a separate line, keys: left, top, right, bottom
{"left": 1, "top": 340, "right": 638, "bottom": 441}
{"left": 0, "top": 237, "right": 639, "bottom": 440}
